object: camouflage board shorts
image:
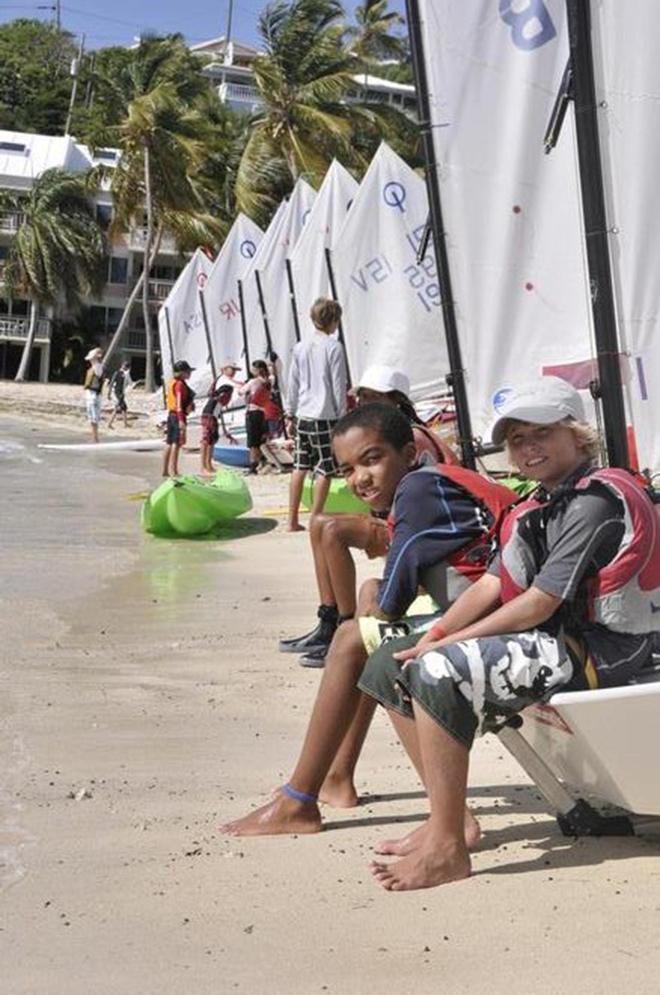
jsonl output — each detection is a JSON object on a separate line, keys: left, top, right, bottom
{"left": 359, "top": 628, "right": 587, "bottom": 749}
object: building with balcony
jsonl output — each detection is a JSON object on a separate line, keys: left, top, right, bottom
{"left": 0, "top": 129, "right": 185, "bottom": 381}
{"left": 192, "top": 36, "right": 417, "bottom": 118}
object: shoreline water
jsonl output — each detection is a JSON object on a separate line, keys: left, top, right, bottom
{"left": 2, "top": 412, "right": 660, "bottom": 994}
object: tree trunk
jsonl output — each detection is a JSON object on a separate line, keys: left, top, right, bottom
{"left": 14, "top": 300, "right": 38, "bottom": 382}
{"left": 142, "top": 144, "right": 155, "bottom": 393}
{"left": 102, "top": 225, "right": 163, "bottom": 371}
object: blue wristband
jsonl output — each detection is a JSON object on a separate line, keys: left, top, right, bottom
{"left": 281, "top": 782, "right": 318, "bottom": 804}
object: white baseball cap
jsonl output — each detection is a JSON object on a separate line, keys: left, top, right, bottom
{"left": 85, "top": 347, "right": 102, "bottom": 361}
{"left": 489, "top": 377, "right": 586, "bottom": 445}
{"left": 221, "top": 359, "right": 241, "bottom": 370}
{"left": 355, "top": 364, "right": 410, "bottom": 397}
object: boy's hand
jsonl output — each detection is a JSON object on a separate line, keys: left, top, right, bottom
{"left": 393, "top": 629, "right": 449, "bottom": 666}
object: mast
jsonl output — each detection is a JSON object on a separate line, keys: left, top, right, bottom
{"left": 405, "top": 0, "right": 476, "bottom": 469}
{"left": 566, "top": 0, "right": 629, "bottom": 467}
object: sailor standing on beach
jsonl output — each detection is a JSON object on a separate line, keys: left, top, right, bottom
{"left": 83, "top": 347, "right": 105, "bottom": 444}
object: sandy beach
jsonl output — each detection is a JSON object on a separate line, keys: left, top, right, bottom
{"left": 2, "top": 404, "right": 660, "bottom": 995}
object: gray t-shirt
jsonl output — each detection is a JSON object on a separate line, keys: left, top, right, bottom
{"left": 491, "top": 473, "right": 653, "bottom": 686}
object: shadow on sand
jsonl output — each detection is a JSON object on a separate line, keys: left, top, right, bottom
{"left": 146, "top": 516, "right": 278, "bottom": 542}
{"left": 324, "top": 781, "right": 660, "bottom": 876}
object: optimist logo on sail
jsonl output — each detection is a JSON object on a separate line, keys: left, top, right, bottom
{"left": 383, "top": 181, "right": 406, "bottom": 213}
{"left": 499, "top": 0, "right": 557, "bottom": 51}
{"left": 240, "top": 239, "right": 256, "bottom": 259}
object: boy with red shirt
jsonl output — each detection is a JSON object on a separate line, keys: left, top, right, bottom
{"left": 162, "top": 360, "right": 195, "bottom": 478}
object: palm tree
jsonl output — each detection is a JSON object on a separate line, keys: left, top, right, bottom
{"left": 235, "top": 0, "right": 414, "bottom": 219}
{"left": 0, "top": 168, "right": 105, "bottom": 382}
{"left": 84, "top": 36, "right": 225, "bottom": 390}
{"left": 347, "top": 0, "right": 406, "bottom": 63}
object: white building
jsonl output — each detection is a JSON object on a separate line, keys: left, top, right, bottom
{"left": 192, "top": 36, "right": 417, "bottom": 118}
{"left": 0, "top": 129, "right": 184, "bottom": 381}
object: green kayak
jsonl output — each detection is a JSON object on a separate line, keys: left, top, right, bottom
{"left": 142, "top": 470, "right": 252, "bottom": 537}
{"left": 301, "top": 476, "right": 370, "bottom": 515}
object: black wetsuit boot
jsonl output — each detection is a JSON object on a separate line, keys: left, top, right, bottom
{"left": 299, "top": 614, "right": 354, "bottom": 669}
{"left": 278, "top": 604, "right": 339, "bottom": 654}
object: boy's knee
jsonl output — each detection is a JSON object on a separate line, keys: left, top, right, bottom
{"left": 326, "top": 619, "right": 367, "bottom": 670}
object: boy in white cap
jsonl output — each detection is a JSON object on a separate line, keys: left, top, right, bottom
{"left": 83, "top": 347, "right": 105, "bottom": 443}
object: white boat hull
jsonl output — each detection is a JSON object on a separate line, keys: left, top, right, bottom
{"left": 39, "top": 440, "right": 164, "bottom": 452}
{"left": 519, "top": 671, "right": 660, "bottom": 816}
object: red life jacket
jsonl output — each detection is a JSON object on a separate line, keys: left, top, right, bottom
{"left": 499, "top": 467, "right": 660, "bottom": 635}
{"left": 387, "top": 464, "right": 518, "bottom": 583}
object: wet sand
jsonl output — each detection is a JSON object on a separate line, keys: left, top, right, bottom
{"left": 2, "top": 414, "right": 660, "bottom": 994}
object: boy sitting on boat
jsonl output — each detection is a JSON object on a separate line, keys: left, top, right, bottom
{"left": 222, "top": 401, "right": 516, "bottom": 831}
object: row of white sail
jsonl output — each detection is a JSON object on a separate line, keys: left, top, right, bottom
{"left": 159, "top": 0, "right": 660, "bottom": 473}
{"left": 157, "top": 141, "right": 450, "bottom": 407}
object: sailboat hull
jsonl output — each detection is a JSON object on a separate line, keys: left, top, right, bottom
{"left": 519, "top": 671, "right": 660, "bottom": 816}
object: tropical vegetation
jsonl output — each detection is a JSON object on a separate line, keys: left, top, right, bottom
{"left": 0, "top": 168, "right": 105, "bottom": 381}
{"left": 0, "top": 0, "right": 413, "bottom": 384}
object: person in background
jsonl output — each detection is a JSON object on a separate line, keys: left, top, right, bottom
{"left": 83, "top": 347, "right": 105, "bottom": 443}
{"left": 162, "top": 360, "right": 195, "bottom": 478}
{"left": 241, "top": 359, "right": 273, "bottom": 474}
{"left": 280, "top": 365, "right": 459, "bottom": 666}
{"left": 214, "top": 360, "right": 244, "bottom": 407}
{"left": 286, "top": 298, "right": 348, "bottom": 531}
{"left": 107, "top": 359, "right": 132, "bottom": 430}
{"left": 199, "top": 383, "right": 230, "bottom": 476}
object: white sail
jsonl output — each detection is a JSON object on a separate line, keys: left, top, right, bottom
{"left": 589, "top": 2, "right": 660, "bottom": 473}
{"left": 201, "top": 213, "right": 264, "bottom": 379}
{"left": 289, "top": 160, "right": 359, "bottom": 341}
{"left": 157, "top": 247, "right": 213, "bottom": 388}
{"left": 254, "top": 177, "right": 317, "bottom": 379}
{"left": 418, "top": 0, "right": 594, "bottom": 437}
{"left": 330, "top": 142, "right": 449, "bottom": 398}
{"left": 238, "top": 200, "right": 288, "bottom": 365}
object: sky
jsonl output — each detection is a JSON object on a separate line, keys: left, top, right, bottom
{"left": 0, "top": 1, "right": 407, "bottom": 50}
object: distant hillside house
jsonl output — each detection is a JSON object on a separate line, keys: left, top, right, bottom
{"left": 192, "top": 35, "right": 417, "bottom": 118}
{"left": 0, "top": 130, "right": 185, "bottom": 382}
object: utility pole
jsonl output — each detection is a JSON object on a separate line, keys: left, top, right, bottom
{"left": 64, "top": 34, "right": 85, "bottom": 137}
{"left": 224, "top": 0, "right": 234, "bottom": 61}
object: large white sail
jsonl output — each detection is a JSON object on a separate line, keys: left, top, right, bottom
{"left": 201, "top": 213, "right": 264, "bottom": 378}
{"left": 157, "top": 247, "right": 213, "bottom": 384}
{"left": 288, "top": 160, "right": 359, "bottom": 341}
{"left": 589, "top": 1, "right": 660, "bottom": 473}
{"left": 330, "top": 141, "right": 449, "bottom": 398}
{"left": 418, "top": 0, "right": 593, "bottom": 437}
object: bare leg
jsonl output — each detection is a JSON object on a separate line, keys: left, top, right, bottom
{"left": 287, "top": 468, "right": 307, "bottom": 531}
{"left": 319, "top": 517, "right": 358, "bottom": 617}
{"left": 108, "top": 411, "right": 116, "bottom": 429}
{"left": 162, "top": 444, "right": 172, "bottom": 477}
{"left": 374, "top": 711, "right": 481, "bottom": 855}
{"left": 123, "top": 409, "right": 129, "bottom": 428}
{"left": 171, "top": 444, "right": 181, "bottom": 477}
{"left": 221, "top": 621, "right": 368, "bottom": 836}
{"left": 370, "top": 703, "right": 472, "bottom": 891}
{"left": 310, "top": 474, "right": 331, "bottom": 517}
{"left": 91, "top": 421, "right": 99, "bottom": 444}
{"left": 309, "top": 514, "right": 335, "bottom": 605}
{"left": 320, "top": 693, "right": 376, "bottom": 807}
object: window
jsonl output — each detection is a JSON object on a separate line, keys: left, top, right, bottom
{"left": 96, "top": 204, "right": 112, "bottom": 230}
{"left": 107, "top": 307, "right": 124, "bottom": 331}
{"left": 95, "top": 148, "right": 118, "bottom": 163}
{"left": 89, "top": 306, "right": 106, "bottom": 331}
{"left": 108, "top": 256, "right": 128, "bottom": 284}
{"left": 0, "top": 141, "right": 27, "bottom": 154}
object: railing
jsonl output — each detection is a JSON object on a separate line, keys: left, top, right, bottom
{"left": 0, "top": 315, "right": 52, "bottom": 341}
{"left": 0, "top": 211, "right": 24, "bottom": 233}
{"left": 218, "top": 81, "right": 262, "bottom": 107}
{"left": 127, "top": 328, "right": 147, "bottom": 350}
{"left": 128, "top": 227, "right": 178, "bottom": 254}
{"left": 148, "top": 278, "right": 175, "bottom": 301}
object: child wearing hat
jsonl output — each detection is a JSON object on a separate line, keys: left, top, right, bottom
{"left": 162, "top": 360, "right": 195, "bottom": 478}
{"left": 83, "top": 347, "right": 105, "bottom": 443}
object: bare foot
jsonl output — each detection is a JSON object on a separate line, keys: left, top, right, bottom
{"left": 318, "top": 773, "right": 359, "bottom": 809}
{"left": 287, "top": 524, "right": 306, "bottom": 532}
{"left": 375, "top": 809, "right": 482, "bottom": 856}
{"left": 370, "top": 839, "right": 471, "bottom": 892}
{"left": 220, "top": 791, "right": 322, "bottom": 837}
